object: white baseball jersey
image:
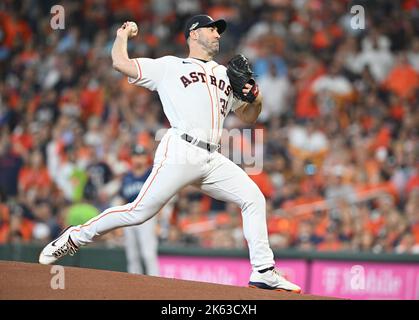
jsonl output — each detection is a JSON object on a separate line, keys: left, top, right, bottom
{"left": 39, "top": 45, "right": 299, "bottom": 290}
{"left": 66, "top": 55, "right": 275, "bottom": 274}
{"left": 128, "top": 56, "right": 242, "bottom": 144}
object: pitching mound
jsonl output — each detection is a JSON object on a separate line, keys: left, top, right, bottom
{"left": 0, "top": 261, "right": 339, "bottom": 300}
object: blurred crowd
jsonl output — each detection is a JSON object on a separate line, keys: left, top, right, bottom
{"left": 0, "top": 0, "right": 418, "bottom": 254}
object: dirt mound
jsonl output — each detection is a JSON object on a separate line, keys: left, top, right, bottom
{"left": 0, "top": 261, "right": 339, "bottom": 300}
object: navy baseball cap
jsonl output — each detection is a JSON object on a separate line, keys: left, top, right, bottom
{"left": 184, "top": 14, "right": 227, "bottom": 39}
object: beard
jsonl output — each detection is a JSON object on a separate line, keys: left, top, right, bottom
{"left": 197, "top": 37, "right": 219, "bottom": 57}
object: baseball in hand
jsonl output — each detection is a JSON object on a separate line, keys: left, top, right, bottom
{"left": 128, "top": 22, "right": 138, "bottom": 38}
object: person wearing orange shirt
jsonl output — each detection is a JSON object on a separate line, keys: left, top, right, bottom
{"left": 18, "top": 149, "right": 52, "bottom": 196}
{"left": 383, "top": 53, "right": 419, "bottom": 100}
{"left": 249, "top": 170, "right": 275, "bottom": 199}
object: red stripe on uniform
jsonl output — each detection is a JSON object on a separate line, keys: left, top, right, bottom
{"left": 211, "top": 65, "right": 221, "bottom": 143}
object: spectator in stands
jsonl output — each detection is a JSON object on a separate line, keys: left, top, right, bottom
{"left": 18, "top": 149, "right": 52, "bottom": 199}
{"left": 258, "top": 61, "right": 291, "bottom": 123}
{"left": 31, "top": 200, "right": 60, "bottom": 242}
{"left": 294, "top": 219, "right": 320, "bottom": 251}
{"left": 357, "top": 28, "right": 394, "bottom": 82}
{"left": 312, "top": 61, "right": 354, "bottom": 115}
{"left": 325, "top": 165, "right": 357, "bottom": 210}
{"left": 288, "top": 119, "right": 329, "bottom": 165}
{"left": 383, "top": 52, "right": 419, "bottom": 100}
{"left": 64, "top": 188, "right": 99, "bottom": 227}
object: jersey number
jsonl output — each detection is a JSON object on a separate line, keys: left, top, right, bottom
{"left": 220, "top": 98, "right": 227, "bottom": 117}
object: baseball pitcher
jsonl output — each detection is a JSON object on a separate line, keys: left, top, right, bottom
{"left": 39, "top": 14, "right": 301, "bottom": 293}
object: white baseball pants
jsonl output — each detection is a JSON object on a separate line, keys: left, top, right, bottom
{"left": 70, "top": 128, "right": 275, "bottom": 271}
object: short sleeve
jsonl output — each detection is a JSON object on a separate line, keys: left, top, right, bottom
{"left": 128, "top": 57, "right": 168, "bottom": 91}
